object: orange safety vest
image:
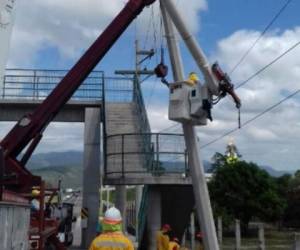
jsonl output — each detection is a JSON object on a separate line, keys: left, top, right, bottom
{"left": 89, "top": 232, "right": 134, "bottom": 250}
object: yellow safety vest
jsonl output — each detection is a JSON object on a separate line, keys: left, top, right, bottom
{"left": 157, "top": 230, "right": 170, "bottom": 250}
{"left": 168, "top": 241, "right": 180, "bottom": 250}
{"left": 89, "top": 232, "right": 134, "bottom": 250}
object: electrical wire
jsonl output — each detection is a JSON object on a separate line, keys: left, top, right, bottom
{"left": 143, "top": 7, "right": 152, "bottom": 50}
{"left": 229, "top": 0, "right": 293, "bottom": 75}
{"left": 235, "top": 40, "right": 300, "bottom": 89}
{"left": 159, "top": 123, "right": 181, "bottom": 133}
{"left": 158, "top": 41, "right": 300, "bottom": 134}
{"left": 200, "top": 89, "right": 300, "bottom": 149}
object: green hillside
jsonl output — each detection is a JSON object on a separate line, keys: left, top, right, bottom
{"left": 31, "top": 165, "right": 82, "bottom": 189}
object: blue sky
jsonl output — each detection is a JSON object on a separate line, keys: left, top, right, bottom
{"left": 2, "top": 0, "right": 300, "bottom": 171}
{"left": 30, "top": 1, "right": 300, "bottom": 74}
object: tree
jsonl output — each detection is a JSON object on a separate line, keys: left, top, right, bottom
{"left": 209, "top": 157, "right": 286, "bottom": 232}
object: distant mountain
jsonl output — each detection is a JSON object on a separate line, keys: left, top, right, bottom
{"left": 260, "top": 165, "right": 294, "bottom": 177}
{"left": 31, "top": 165, "right": 82, "bottom": 189}
{"left": 27, "top": 151, "right": 83, "bottom": 170}
{"left": 26, "top": 151, "right": 294, "bottom": 189}
{"left": 160, "top": 160, "right": 213, "bottom": 173}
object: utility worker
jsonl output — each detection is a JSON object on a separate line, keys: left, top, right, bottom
{"left": 186, "top": 72, "right": 200, "bottom": 86}
{"left": 168, "top": 237, "right": 180, "bottom": 250}
{"left": 31, "top": 189, "right": 40, "bottom": 211}
{"left": 89, "top": 207, "right": 134, "bottom": 250}
{"left": 157, "top": 224, "right": 172, "bottom": 250}
{"left": 196, "top": 232, "right": 204, "bottom": 250}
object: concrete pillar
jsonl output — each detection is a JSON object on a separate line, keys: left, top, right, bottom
{"left": 115, "top": 185, "right": 127, "bottom": 232}
{"left": 293, "top": 233, "right": 300, "bottom": 250}
{"left": 0, "top": 147, "right": 3, "bottom": 200}
{"left": 191, "top": 212, "right": 196, "bottom": 250}
{"left": 235, "top": 219, "right": 241, "bottom": 250}
{"left": 217, "top": 217, "right": 222, "bottom": 246}
{"left": 258, "top": 223, "right": 265, "bottom": 250}
{"left": 81, "top": 107, "right": 101, "bottom": 248}
{"left": 135, "top": 185, "right": 143, "bottom": 241}
{"left": 147, "top": 186, "right": 161, "bottom": 250}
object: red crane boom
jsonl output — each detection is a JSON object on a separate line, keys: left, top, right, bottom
{"left": 0, "top": 0, "right": 156, "bottom": 191}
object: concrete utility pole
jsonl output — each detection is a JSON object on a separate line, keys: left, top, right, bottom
{"left": 217, "top": 217, "right": 223, "bottom": 245}
{"left": 191, "top": 213, "right": 196, "bottom": 250}
{"left": 147, "top": 186, "right": 161, "bottom": 250}
{"left": 115, "top": 40, "right": 155, "bottom": 81}
{"left": 115, "top": 186, "right": 127, "bottom": 232}
{"left": 235, "top": 219, "right": 241, "bottom": 250}
{"left": 258, "top": 223, "right": 265, "bottom": 250}
{"left": 115, "top": 39, "right": 155, "bottom": 242}
{"left": 161, "top": 2, "right": 220, "bottom": 250}
{"left": 81, "top": 108, "right": 101, "bottom": 248}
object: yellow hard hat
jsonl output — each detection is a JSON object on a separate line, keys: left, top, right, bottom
{"left": 32, "top": 189, "right": 40, "bottom": 196}
{"left": 188, "top": 72, "right": 199, "bottom": 83}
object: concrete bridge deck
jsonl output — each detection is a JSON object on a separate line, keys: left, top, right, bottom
{"left": 0, "top": 99, "right": 102, "bottom": 122}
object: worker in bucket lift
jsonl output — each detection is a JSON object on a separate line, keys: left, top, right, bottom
{"left": 89, "top": 207, "right": 134, "bottom": 250}
{"left": 157, "top": 224, "right": 172, "bottom": 250}
{"left": 185, "top": 72, "right": 200, "bottom": 86}
{"left": 168, "top": 237, "right": 180, "bottom": 250}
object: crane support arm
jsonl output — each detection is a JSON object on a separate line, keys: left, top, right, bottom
{"left": 161, "top": 0, "right": 220, "bottom": 95}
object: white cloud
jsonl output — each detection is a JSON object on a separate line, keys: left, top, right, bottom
{"left": 8, "top": 0, "right": 207, "bottom": 67}
{"left": 198, "top": 27, "right": 300, "bottom": 170}
{"left": 147, "top": 27, "right": 300, "bottom": 171}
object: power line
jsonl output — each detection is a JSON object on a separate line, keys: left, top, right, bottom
{"left": 236, "top": 40, "right": 300, "bottom": 89}
{"left": 158, "top": 40, "right": 300, "bottom": 134}
{"left": 200, "top": 89, "right": 300, "bottom": 149}
{"left": 229, "top": 0, "right": 293, "bottom": 75}
{"left": 159, "top": 123, "right": 180, "bottom": 133}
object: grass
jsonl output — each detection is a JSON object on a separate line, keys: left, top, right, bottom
{"left": 220, "top": 229, "right": 296, "bottom": 250}
{"left": 182, "top": 229, "right": 297, "bottom": 250}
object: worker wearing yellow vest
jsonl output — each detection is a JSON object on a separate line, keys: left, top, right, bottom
{"left": 186, "top": 72, "right": 200, "bottom": 86}
{"left": 168, "top": 237, "right": 180, "bottom": 250}
{"left": 89, "top": 207, "right": 134, "bottom": 250}
{"left": 157, "top": 224, "right": 172, "bottom": 250}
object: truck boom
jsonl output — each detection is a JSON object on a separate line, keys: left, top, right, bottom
{"left": 0, "top": 0, "right": 156, "bottom": 191}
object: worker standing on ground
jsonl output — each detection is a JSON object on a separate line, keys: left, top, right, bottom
{"left": 157, "top": 224, "right": 172, "bottom": 250}
{"left": 168, "top": 237, "right": 180, "bottom": 250}
{"left": 89, "top": 207, "right": 134, "bottom": 250}
{"left": 196, "top": 232, "right": 204, "bottom": 250}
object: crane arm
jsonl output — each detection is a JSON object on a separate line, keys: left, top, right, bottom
{"left": 0, "top": 0, "right": 156, "bottom": 190}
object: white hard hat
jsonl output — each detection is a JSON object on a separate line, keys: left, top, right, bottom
{"left": 104, "top": 207, "right": 122, "bottom": 225}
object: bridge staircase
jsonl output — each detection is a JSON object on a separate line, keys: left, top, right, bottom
{"left": 103, "top": 77, "right": 196, "bottom": 249}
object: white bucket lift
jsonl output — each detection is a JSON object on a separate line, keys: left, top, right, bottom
{"left": 169, "top": 81, "right": 209, "bottom": 125}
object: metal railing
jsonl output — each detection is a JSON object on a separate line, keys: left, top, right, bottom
{"left": 2, "top": 69, "right": 135, "bottom": 103}
{"left": 133, "top": 76, "right": 151, "bottom": 133}
{"left": 105, "top": 132, "right": 188, "bottom": 177}
{"left": 3, "top": 69, "right": 104, "bottom": 101}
